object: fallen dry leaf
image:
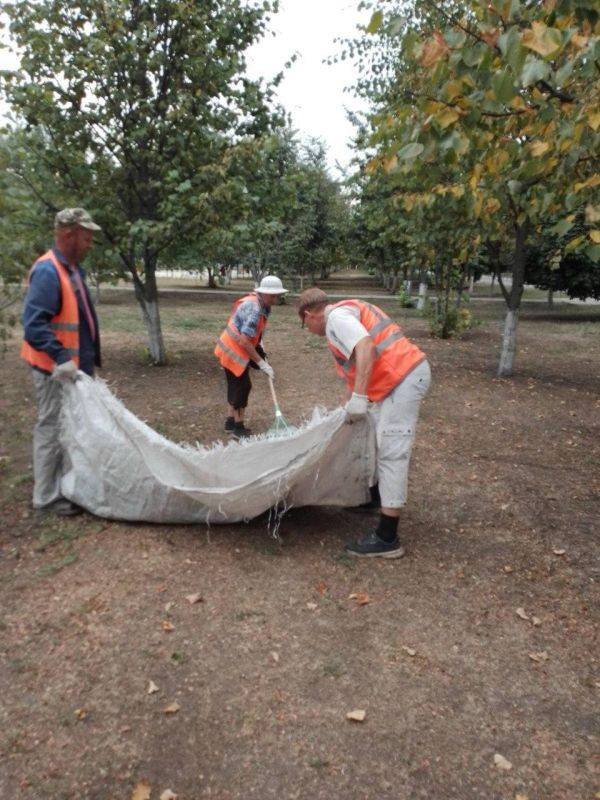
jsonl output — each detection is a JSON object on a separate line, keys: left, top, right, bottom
{"left": 131, "top": 781, "right": 151, "bottom": 800}
{"left": 528, "top": 651, "right": 549, "bottom": 663}
{"left": 531, "top": 616, "right": 542, "bottom": 627}
{"left": 162, "top": 620, "right": 175, "bottom": 632}
{"left": 402, "top": 646, "right": 417, "bottom": 657}
{"left": 147, "top": 681, "right": 159, "bottom": 695}
{"left": 493, "top": 753, "right": 512, "bottom": 771}
{"left": 503, "top": 565, "right": 514, "bottom": 573}
{"left": 306, "top": 602, "right": 318, "bottom": 610}
{"left": 346, "top": 709, "right": 366, "bottom": 722}
{"left": 160, "top": 791, "right": 178, "bottom": 800}
{"left": 164, "top": 601, "right": 175, "bottom": 613}
{"left": 348, "top": 592, "right": 370, "bottom": 605}
{"left": 516, "top": 607, "right": 530, "bottom": 621}
{"left": 315, "top": 580, "right": 328, "bottom": 596}
{"left": 163, "top": 702, "right": 181, "bottom": 715}
{"left": 74, "top": 708, "right": 88, "bottom": 720}
{"left": 270, "top": 651, "right": 280, "bottom": 663}
{"left": 515, "top": 795, "right": 529, "bottom": 800}
{"left": 185, "top": 593, "right": 203, "bottom": 605}
{"left": 552, "top": 548, "right": 566, "bottom": 556}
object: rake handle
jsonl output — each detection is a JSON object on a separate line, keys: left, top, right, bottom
{"left": 267, "top": 376, "right": 280, "bottom": 412}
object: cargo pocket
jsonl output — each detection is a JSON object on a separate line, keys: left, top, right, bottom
{"left": 379, "top": 425, "right": 414, "bottom": 462}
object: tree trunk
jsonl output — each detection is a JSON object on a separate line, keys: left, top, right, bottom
{"left": 498, "top": 308, "right": 519, "bottom": 377}
{"left": 468, "top": 274, "right": 475, "bottom": 294}
{"left": 490, "top": 273, "right": 496, "bottom": 295}
{"left": 547, "top": 288, "right": 554, "bottom": 308}
{"left": 140, "top": 295, "right": 166, "bottom": 365}
{"left": 417, "top": 281, "right": 428, "bottom": 311}
{"left": 131, "top": 256, "right": 167, "bottom": 366}
{"left": 497, "top": 221, "right": 529, "bottom": 378}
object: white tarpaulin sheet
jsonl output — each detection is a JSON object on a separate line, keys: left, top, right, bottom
{"left": 59, "top": 376, "right": 375, "bottom": 524}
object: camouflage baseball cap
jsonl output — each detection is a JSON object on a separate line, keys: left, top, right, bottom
{"left": 54, "top": 207, "right": 101, "bottom": 231}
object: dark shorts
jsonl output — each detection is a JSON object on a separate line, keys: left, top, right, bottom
{"left": 224, "top": 367, "right": 252, "bottom": 409}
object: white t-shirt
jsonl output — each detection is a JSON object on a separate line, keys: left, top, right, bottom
{"left": 325, "top": 304, "right": 370, "bottom": 359}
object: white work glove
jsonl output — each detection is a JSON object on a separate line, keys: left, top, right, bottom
{"left": 345, "top": 392, "right": 369, "bottom": 422}
{"left": 52, "top": 360, "right": 80, "bottom": 383}
{"left": 257, "top": 359, "right": 275, "bottom": 380}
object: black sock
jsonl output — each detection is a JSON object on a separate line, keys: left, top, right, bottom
{"left": 234, "top": 421, "right": 246, "bottom": 430}
{"left": 369, "top": 484, "right": 381, "bottom": 506}
{"left": 376, "top": 513, "right": 398, "bottom": 543}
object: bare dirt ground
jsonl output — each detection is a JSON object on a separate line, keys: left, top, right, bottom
{"left": 1, "top": 289, "right": 599, "bottom": 800}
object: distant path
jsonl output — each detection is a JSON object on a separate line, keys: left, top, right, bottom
{"left": 100, "top": 285, "right": 599, "bottom": 305}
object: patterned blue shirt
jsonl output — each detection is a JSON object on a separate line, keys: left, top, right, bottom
{"left": 232, "top": 294, "right": 270, "bottom": 338}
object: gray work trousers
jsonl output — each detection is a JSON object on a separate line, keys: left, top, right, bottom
{"left": 368, "top": 359, "right": 432, "bottom": 508}
{"left": 31, "top": 369, "right": 64, "bottom": 508}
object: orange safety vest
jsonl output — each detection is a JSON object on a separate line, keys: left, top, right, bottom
{"left": 21, "top": 250, "right": 80, "bottom": 373}
{"left": 214, "top": 293, "right": 267, "bottom": 377}
{"left": 327, "top": 299, "right": 425, "bottom": 402}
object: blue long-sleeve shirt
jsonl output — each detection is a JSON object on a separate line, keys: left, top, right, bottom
{"left": 22, "top": 247, "right": 101, "bottom": 376}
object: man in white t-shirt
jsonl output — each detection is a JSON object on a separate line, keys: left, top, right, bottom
{"left": 298, "top": 288, "right": 431, "bottom": 558}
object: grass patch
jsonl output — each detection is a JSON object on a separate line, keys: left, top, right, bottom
{"left": 35, "top": 524, "right": 83, "bottom": 552}
{"left": 36, "top": 553, "right": 78, "bottom": 578}
{"left": 322, "top": 659, "right": 346, "bottom": 678}
{"left": 331, "top": 552, "right": 356, "bottom": 570}
{"left": 260, "top": 541, "right": 283, "bottom": 556}
{"left": 171, "top": 651, "right": 187, "bottom": 664}
{"left": 235, "top": 609, "right": 266, "bottom": 622}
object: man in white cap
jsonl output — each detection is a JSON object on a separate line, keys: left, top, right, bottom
{"left": 21, "top": 207, "right": 102, "bottom": 516}
{"left": 214, "top": 275, "right": 288, "bottom": 438}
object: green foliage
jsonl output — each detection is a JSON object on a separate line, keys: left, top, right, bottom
{"left": 425, "top": 301, "right": 475, "bottom": 339}
{"left": 180, "top": 132, "right": 352, "bottom": 287}
{"left": 0, "top": 0, "right": 282, "bottom": 363}
{"left": 526, "top": 218, "right": 600, "bottom": 300}
{"left": 346, "top": 0, "right": 599, "bottom": 375}
{"left": 396, "top": 285, "right": 415, "bottom": 308}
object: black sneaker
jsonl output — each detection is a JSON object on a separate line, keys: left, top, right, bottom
{"left": 344, "top": 532, "right": 405, "bottom": 559}
{"left": 225, "top": 416, "right": 235, "bottom": 432}
{"left": 53, "top": 500, "right": 84, "bottom": 517}
{"left": 232, "top": 424, "right": 252, "bottom": 439}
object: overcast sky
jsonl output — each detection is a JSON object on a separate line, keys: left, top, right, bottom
{"left": 0, "top": 0, "right": 369, "bottom": 175}
{"left": 245, "top": 0, "right": 370, "bottom": 175}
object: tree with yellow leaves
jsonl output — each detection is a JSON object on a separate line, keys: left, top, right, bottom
{"left": 355, "top": 0, "right": 599, "bottom": 375}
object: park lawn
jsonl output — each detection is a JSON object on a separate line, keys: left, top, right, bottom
{"left": 0, "top": 290, "right": 599, "bottom": 800}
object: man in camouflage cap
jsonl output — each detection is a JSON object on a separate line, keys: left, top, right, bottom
{"left": 54, "top": 207, "right": 102, "bottom": 231}
{"left": 21, "top": 208, "right": 102, "bottom": 516}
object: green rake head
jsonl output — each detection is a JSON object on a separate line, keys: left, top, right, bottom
{"left": 267, "top": 407, "right": 298, "bottom": 437}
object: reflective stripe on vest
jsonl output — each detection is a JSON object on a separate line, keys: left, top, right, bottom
{"left": 50, "top": 321, "right": 79, "bottom": 332}
{"left": 326, "top": 299, "right": 425, "bottom": 402}
{"left": 20, "top": 250, "right": 80, "bottom": 373}
{"left": 215, "top": 339, "right": 247, "bottom": 368}
{"left": 214, "top": 294, "right": 267, "bottom": 377}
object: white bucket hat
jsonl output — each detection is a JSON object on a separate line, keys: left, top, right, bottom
{"left": 255, "top": 275, "right": 288, "bottom": 295}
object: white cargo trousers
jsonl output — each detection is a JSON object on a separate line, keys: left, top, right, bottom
{"left": 367, "top": 359, "right": 431, "bottom": 508}
{"left": 31, "top": 369, "right": 64, "bottom": 508}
